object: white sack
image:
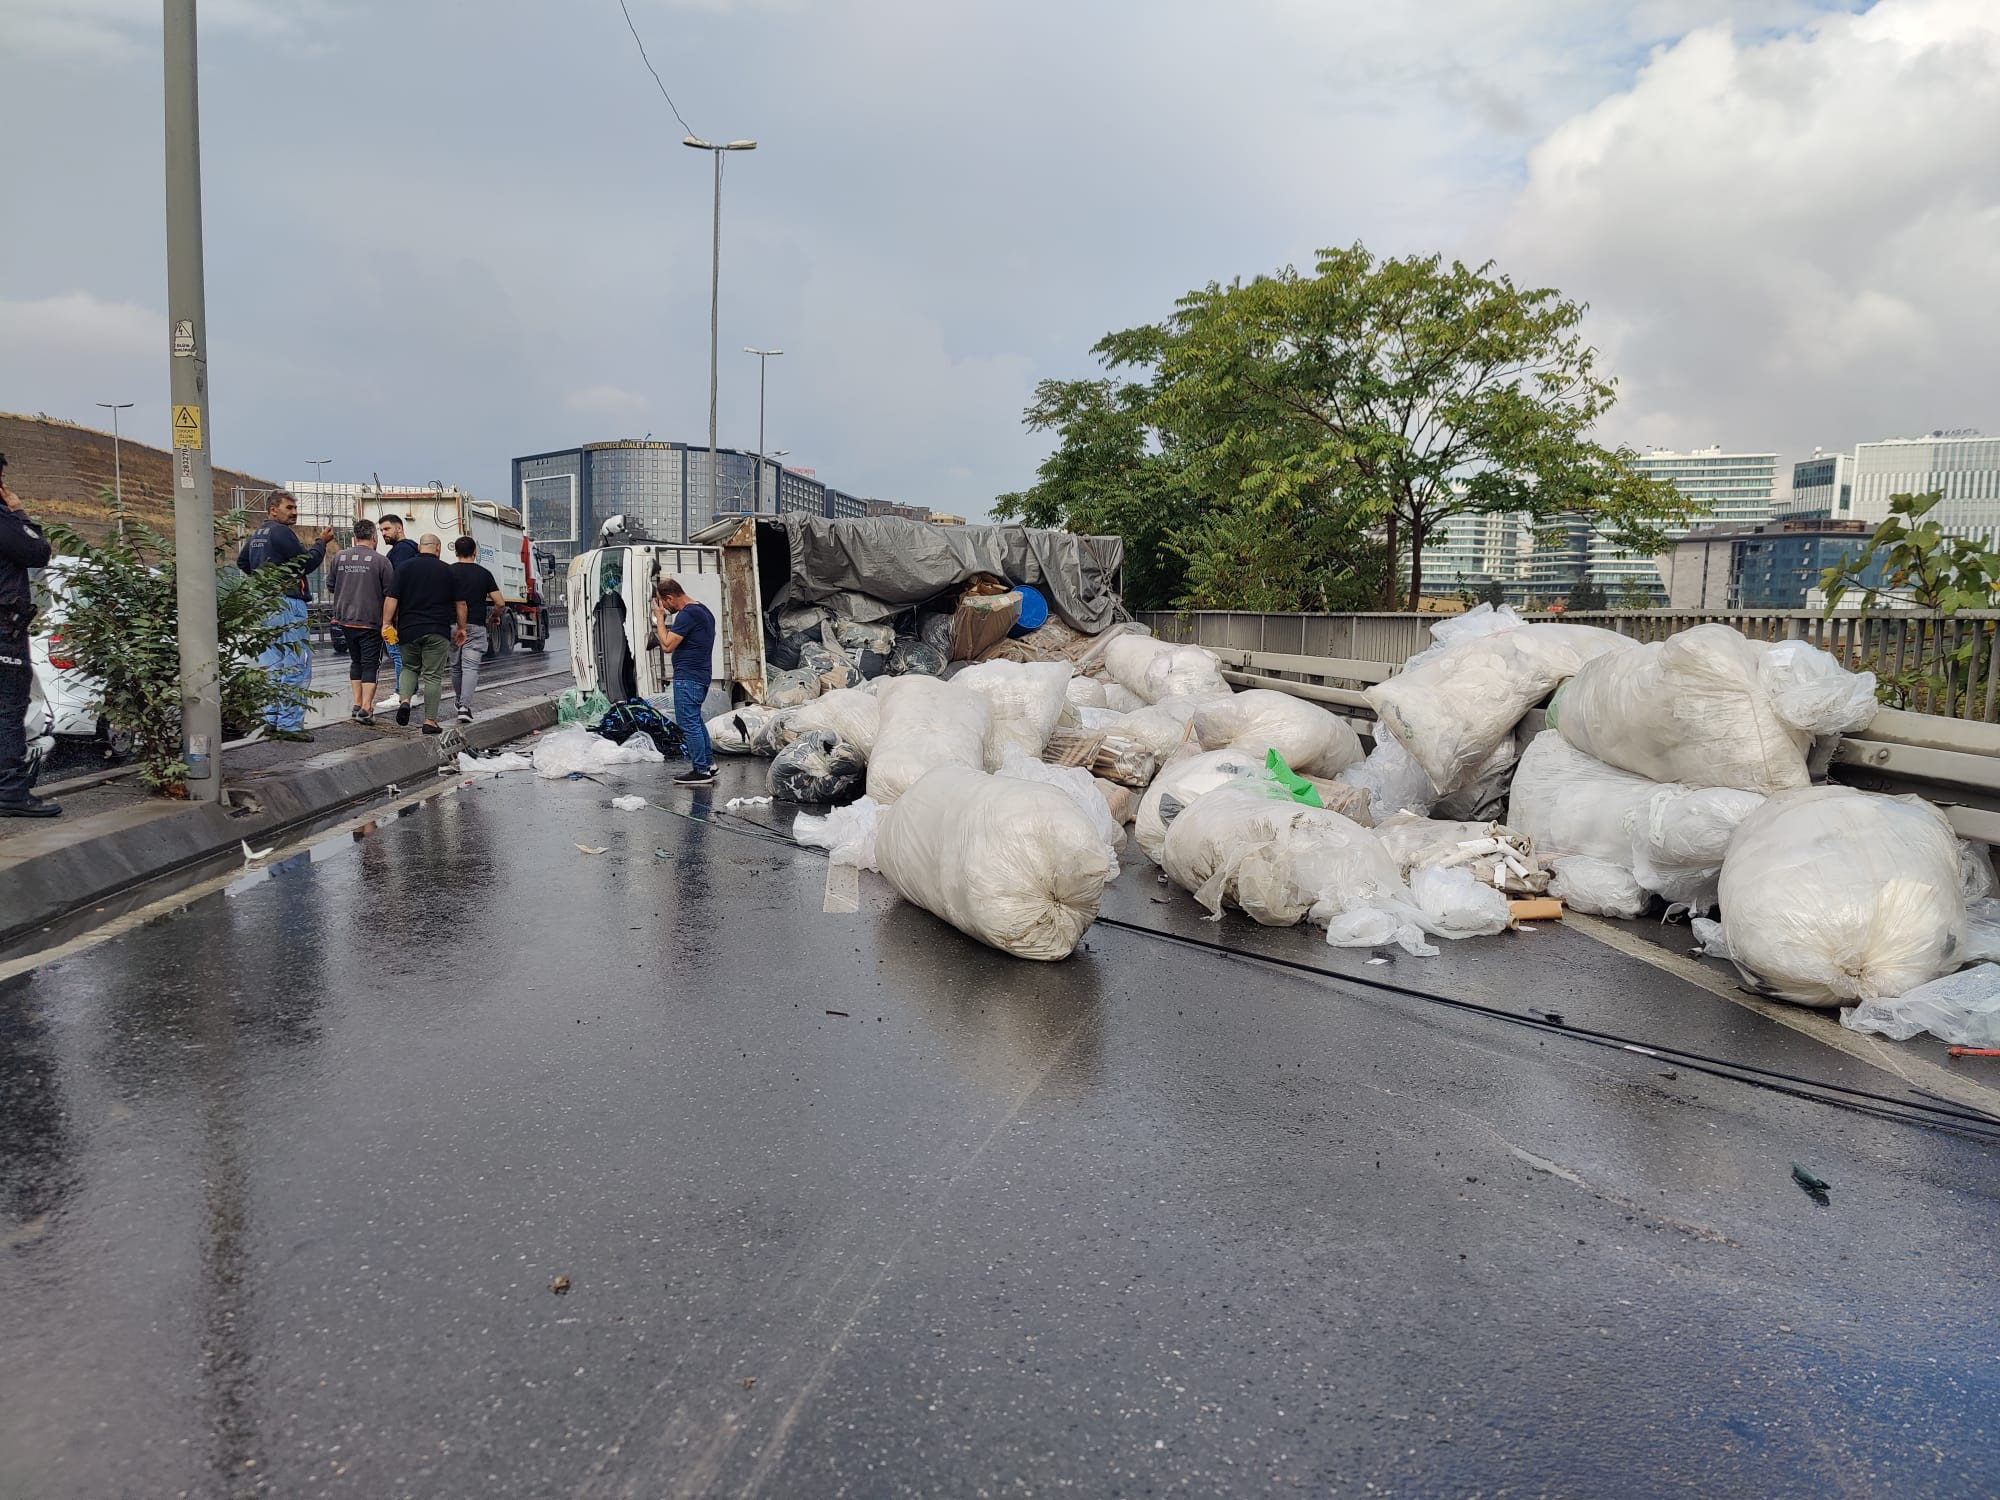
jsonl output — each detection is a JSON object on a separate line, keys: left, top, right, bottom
{"left": 1758, "top": 640, "right": 1880, "bottom": 735}
{"left": 1134, "top": 748, "right": 1267, "bottom": 864}
{"left": 1627, "top": 784, "right": 1765, "bottom": 912}
{"left": 1842, "top": 964, "right": 2000, "bottom": 1048}
{"left": 1550, "top": 624, "right": 1810, "bottom": 794}
{"left": 1191, "top": 689, "right": 1364, "bottom": 777}
{"left": 786, "top": 687, "right": 881, "bottom": 758}
{"left": 866, "top": 677, "right": 994, "bottom": 805}
{"left": 1338, "top": 734, "right": 1440, "bottom": 824}
{"left": 1548, "top": 856, "right": 1649, "bottom": 918}
{"left": 1409, "top": 866, "right": 1513, "bottom": 940}
{"left": 953, "top": 659, "right": 1073, "bottom": 765}
{"left": 1966, "top": 897, "right": 2000, "bottom": 963}
{"left": 873, "top": 767, "right": 1117, "bottom": 961}
{"left": 1103, "top": 684, "right": 1147, "bottom": 714}
{"left": 997, "top": 745, "right": 1126, "bottom": 856}
{"left": 1076, "top": 706, "right": 1131, "bottom": 733}
{"left": 1119, "top": 696, "right": 1222, "bottom": 763}
{"left": 1366, "top": 623, "right": 1634, "bottom": 795}
{"left": 1103, "top": 635, "right": 1231, "bottom": 704}
{"left": 1430, "top": 735, "right": 1521, "bottom": 823}
{"left": 1959, "top": 841, "right": 1997, "bottom": 902}
{"left": 1506, "top": 731, "right": 1659, "bottom": 866}
{"left": 1065, "top": 676, "right": 1110, "bottom": 710}
{"left": 1159, "top": 785, "right": 1410, "bottom": 931}
{"left": 1718, "top": 786, "right": 1966, "bottom": 1006}
{"left": 458, "top": 750, "right": 533, "bottom": 777}
{"left": 532, "top": 726, "right": 665, "bottom": 779}
{"left": 708, "top": 705, "right": 779, "bottom": 755}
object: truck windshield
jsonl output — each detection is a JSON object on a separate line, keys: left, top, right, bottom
{"left": 596, "top": 551, "right": 624, "bottom": 599}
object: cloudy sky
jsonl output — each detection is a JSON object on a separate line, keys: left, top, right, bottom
{"left": 2, "top": 0, "right": 1995, "bottom": 518}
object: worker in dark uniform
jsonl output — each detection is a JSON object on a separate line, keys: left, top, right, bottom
{"left": 0, "top": 460, "right": 59, "bottom": 817}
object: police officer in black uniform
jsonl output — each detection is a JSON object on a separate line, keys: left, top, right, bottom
{"left": 0, "top": 456, "right": 60, "bottom": 818}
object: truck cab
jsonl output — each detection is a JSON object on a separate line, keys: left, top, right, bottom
{"left": 565, "top": 530, "right": 765, "bottom": 711}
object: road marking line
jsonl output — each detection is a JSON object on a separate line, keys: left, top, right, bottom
{"left": 1564, "top": 911, "right": 2000, "bottom": 1119}
{"left": 822, "top": 860, "right": 859, "bottom": 913}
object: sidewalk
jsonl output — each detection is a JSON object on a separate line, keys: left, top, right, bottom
{"left": 1, "top": 670, "right": 568, "bottom": 950}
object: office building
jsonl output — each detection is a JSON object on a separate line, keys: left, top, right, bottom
{"left": 512, "top": 440, "right": 925, "bottom": 569}
{"left": 1779, "top": 451, "right": 1852, "bottom": 519}
{"left": 1417, "top": 511, "right": 1531, "bottom": 596}
{"left": 1849, "top": 433, "right": 2000, "bottom": 542}
{"left": 1582, "top": 448, "right": 1779, "bottom": 601}
{"left": 1659, "top": 516, "right": 1886, "bottom": 610}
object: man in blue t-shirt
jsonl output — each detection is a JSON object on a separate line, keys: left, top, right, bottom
{"left": 650, "top": 577, "right": 715, "bottom": 786}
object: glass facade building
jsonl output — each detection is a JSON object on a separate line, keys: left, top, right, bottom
{"left": 1850, "top": 435, "right": 2000, "bottom": 544}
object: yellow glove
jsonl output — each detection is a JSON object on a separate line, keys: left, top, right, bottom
{"left": 382, "top": 625, "right": 398, "bottom": 645}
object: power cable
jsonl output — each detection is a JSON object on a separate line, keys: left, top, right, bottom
{"left": 615, "top": 0, "right": 698, "bottom": 138}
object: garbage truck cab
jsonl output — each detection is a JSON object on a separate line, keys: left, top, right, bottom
{"left": 566, "top": 527, "right": 766, "bottom": 711}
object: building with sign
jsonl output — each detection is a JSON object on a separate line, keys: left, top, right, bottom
{"left": 1848, "top": 433, "right": 2000, "bottom": 541}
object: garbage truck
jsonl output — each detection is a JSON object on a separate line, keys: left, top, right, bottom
{"left": 358, "top": 485, "right": 549, "bottom": 653}
{"left": 565, "top": 513, "right": 1124, "bottom": 706}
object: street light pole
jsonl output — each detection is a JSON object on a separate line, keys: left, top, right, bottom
{"left": 744, "top": 347, "right": 782, "bottom": 511}
{"left": 683, "top": 135, "right": 756, "bottom": 541}
{"left": 95, "top": 402, "right": 134, "bottom": 506}
{"left": 165, "top": 0, "right": 223, "bottom": 801}
{"left": 306, "top": 457, "right": 332, "bottom": 530}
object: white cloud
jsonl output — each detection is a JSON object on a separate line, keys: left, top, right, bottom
{"left": 0, "top": 0, "right": 310, "bottom": 60}
{"left": 1501, "top": 0, "right": 2000, "bottom": 457}
{"left": 564, "top": 384, "right": 651, "bottom": 423}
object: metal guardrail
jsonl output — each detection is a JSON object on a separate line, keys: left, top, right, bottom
{"left": 1135, "top": 609, "right": 2000, "bottom": 844}
{"left": 1140, "top": 608, "right": 2000, "bottom": 723}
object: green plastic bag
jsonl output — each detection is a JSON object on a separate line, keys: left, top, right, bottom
{"left": 1265, "top": 748, "right": 1323, "bottom": 808}
{"left": 557, "top": 686, "right": 611, "bottom": 728}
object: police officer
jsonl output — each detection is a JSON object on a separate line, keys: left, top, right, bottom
{"left": 0, "top": 460, "right": 59, "bottom": 818}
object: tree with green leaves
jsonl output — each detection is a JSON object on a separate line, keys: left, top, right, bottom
{"left": 999, "top": 243, "right": 1692, "bottom": 611}
{"left": 46, "top": 493, "right": 317, "bottom": 793}
{"left": 1566, "top": 576, "right": 1607, "bottom": 612}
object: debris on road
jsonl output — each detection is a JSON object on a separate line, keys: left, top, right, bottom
{"left": 549, "top": 1275, "right": 572, "bottom": 1295}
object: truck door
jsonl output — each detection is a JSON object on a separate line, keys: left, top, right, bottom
{"left": 624, "top": 545, "right": 725, "bottom": 699}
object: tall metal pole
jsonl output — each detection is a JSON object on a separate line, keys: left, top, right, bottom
{"left": 743, "top": 349, "right": 782, "bottom": 512}
{"left": 704, "top": 148, "right": 721, "bottom": 544}
{"left": 165, "top": 0, "right": 223, "bottom": 799}
{"left": 96, "top": 402, "right": 133, "bottom": 504}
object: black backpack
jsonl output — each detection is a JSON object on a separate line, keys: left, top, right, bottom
{"left": 595, "top": 698, "right": 683, "bottom": 758}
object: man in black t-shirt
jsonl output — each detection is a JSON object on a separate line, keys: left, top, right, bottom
{"left": 448, "top": 534, "right": 505, "bottom": 724}
{"left": 377, "top": 514, "right": 420, "bottom": 709}
{"left": 382, "top": 534, "right": 463, "bottom": 734}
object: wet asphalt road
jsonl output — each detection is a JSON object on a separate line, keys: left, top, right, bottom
{"left": 3, "top": 755, "right": 1999, "bottom": 1498}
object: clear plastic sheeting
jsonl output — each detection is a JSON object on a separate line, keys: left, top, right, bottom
{"left": 1409, "top": 866, "right": 1513, "bottom": 940}
{"left": 785, "top": 687, "right": 881, "bottom": 758}
{"left": 1506, "top": 731, "right": 1658, "bottom": 866}
{"left": 953, "top": 659, "right": 1073, "bottom": 765}
{"left": 458, "top": 750, "right": 534, "bottom": 777}
{"left": 997, "top": 745, "right": 1126, "bottom": 856}
{"left": 1103, "top": 684, "right": 1147, "bottom": 714}
{"left": 793, "top": 796, "right": 881, "bottom": 869}
{"left": 1718, "top": 786, "right": 1966, "bottom": 1007}
{"left": 1338, "top": 734, "right": 1440, "bottom": 824}
{"left": 1102, "top": 635, "right": 1231, "bottom": 705}
{"left": 708, "top": 705, "right": 780, "bottom": 756}
{"left": 764, "top": 667, "right": 823, "bottom": 709}
{"left": 1374, "top": 813, "right": 1546, "bottom": 896}
{"left": 1191, "top": 689, "right": 1365, "bottom": 777}
{"left": 531, "top": 726, "right": 666, "bottom": 779}
{"left": 866, "top": 676, "right": 995, "bottom": 804}
{"left": 1134, "top": 748, "right": 1267, "bottom": 864}
{"left": 1842, "top": 964, "right": 2000, "bottom": 1048}
{"left": 1967, "top": 897, "right": 2000, "bottom": 963}
{"left": 1366, "top": 623, "right": 1634, "bottom": 795}
{"left": 1548, "top": 856, "right": 1649, "bottom": 918}
{"left": 1119, "top": 696, "right": 1223, "bottom": 763}
{"left": 1550, "top": 624, "right": 1811, "bottom": 794}
{"left": 1959, "top": 841, "right": 1997, "bottom": 902}
{"left": 873, "top": 767, "right": 1119, "bottom": 961}
{"left": 1065, "top": 676, "right": 1110, "bottom": 710}
{"left": 1757, "top": 639, "right": 1880, "bottom": 735}
{"left": 1691, "top": 916, "right": 1731, "bottom": 959}
{"left": 768, "top": 729, "right": 868, "bottom": 804}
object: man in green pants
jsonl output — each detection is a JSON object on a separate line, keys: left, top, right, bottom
{"left": 381, "top": 534, "right": 464, "bottom": 736}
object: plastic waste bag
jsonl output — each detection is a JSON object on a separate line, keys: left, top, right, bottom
{"left": 1094, "top": 777, "right": 1137, "bottom": 826}
{"left": 1103, "top": 684, "right": 1147, "bottom": 714}
{"left": 1191, "top": 689, "right": 1364, "bottom": 777}
{"left": 750, "top": 707, "right": 799, "bottom": 757}
{"left": 1842, "top": 963, "right": 2000, "bottom": 1047}
{"left": 997, "top": 744, "right": 1125, "bottom": 856}
{"left": 1409, "top": 866, "right": 1512, "bottom": 939}
{"left": 764, "top": 667, "right": 823, "bottom": 709}
{"left": 785, "top": 687, "right": 881, "bottom": 758}
{"left": 1374, "top": 812, "right": 1546, "bottom": 895}
{"left": 1549, "top": 624, "right": 1811, "bottom": 794}
{"left": 866, "top": 676, "right": 995, "bottom": 804}
{"left": 1967, "top": 896, "right": 2000, "bottom": 963}
{"left": 1430, "top": 736, "right": 1521, "bottom": 823}
{"left": 873, "top": 767, "right": 1118, "bottom": 961}
{"left": 768, "top": 728, "right": 868, "bottom": 804}
{"left": 1119, "top": 696, "right": 1224, "bottom": 762}
{"left": 953, "top": 659, "right": 1072, "bottom": 765}
{"left": 1960, "top": 841, "right": 1997, "bottom": 902}
{"left": 1065, "top": 676, "right": 1110, "bottom": 710}
{"left": 886, "top": 637, "right": 947, "bottom": 677}
{"left": 1507, "top": 731, "right": 1659, "bottom": 866}
{"left": 1718, "top": 786, "right": 1966, "bottom": 1006}
{"left": 916, "top": 609, "right": 955, "bottom": 657}
{"left": 1366, "top": 622, "right": 1634, "bottom": 796}
{"left": 793, "top": 795, "right": 881, "bottom": 869}
{"left": 458, "top": 750, "right": 534, "bottom": 777}
{"left": 532, "top": 726, "right": 665, "bottom": 779}
{"left": 1627, "top": 783, "right": 1765, "bottom": 912}
{"left": 833, "top": 616, "right": 897, "bottom": 658}
{"left": 611, "top": 794, "right": 648, "bottom": 811}
{"left": 1758, "top": 639, "right": 1880, "bottom": 735}
{"left": 1339, "top": 734, "right": 1441, "bottom": 824}
{"left": 556, "top": 686, "right": 612, "bottom": 728}
{"left": 1691, "top": 915, "right": 1731, "bottom": 959}
{"left": 709, "top": 705, "right": 780, "bottom": 755}
{"left": 1134, "top": 748, "right": 1270, "bottom": 864}
{"left": 1548, "top": 856, "right": 1649, "bottom": 918}
{"left": 1103, "top": 635, "right": 1231, "bottom": 705}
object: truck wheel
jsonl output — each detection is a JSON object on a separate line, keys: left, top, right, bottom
{"left": 495, "top": 614, "right": 516, "bottom": 656}
{"left": 529, "top": 632, "right": 546, "bottom": 654}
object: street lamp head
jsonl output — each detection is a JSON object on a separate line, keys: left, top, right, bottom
{"left": 744, "top": 347, "right": 784, "bottom": 356}
{"left": 682, "top": 135, "right": 712, "bottom": 149}
{"left": 724, "top": 140, "right": 757, "bottom": 150}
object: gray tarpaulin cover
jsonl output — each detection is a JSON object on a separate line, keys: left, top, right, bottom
{"left": 756, "top": 516, "right": 1125, "bottom": 633}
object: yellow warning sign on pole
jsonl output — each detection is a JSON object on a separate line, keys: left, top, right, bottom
{"left": 172, "top": 404, "right": 203, "bottom": 451}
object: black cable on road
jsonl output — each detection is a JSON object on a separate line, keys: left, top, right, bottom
{"left": 631, "top": 788, "right": 2000, "bottom": 1144}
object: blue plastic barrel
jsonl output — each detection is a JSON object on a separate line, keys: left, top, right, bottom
{"left": 1008, "top": 583, "right": 1050, "bottom": 636}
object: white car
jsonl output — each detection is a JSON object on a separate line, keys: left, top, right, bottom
{"left": 21, "top": 665, "right": 53, "bottom": 784}
{"left": 31, "top": 558, "right": 108, "bottom": 740}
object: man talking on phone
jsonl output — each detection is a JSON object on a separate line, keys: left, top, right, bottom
{"left": 650, "top": 577, "right": 715, "bottom": 787}
{"left": 0, "top": 457, "right": 60, "bottom": 817}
